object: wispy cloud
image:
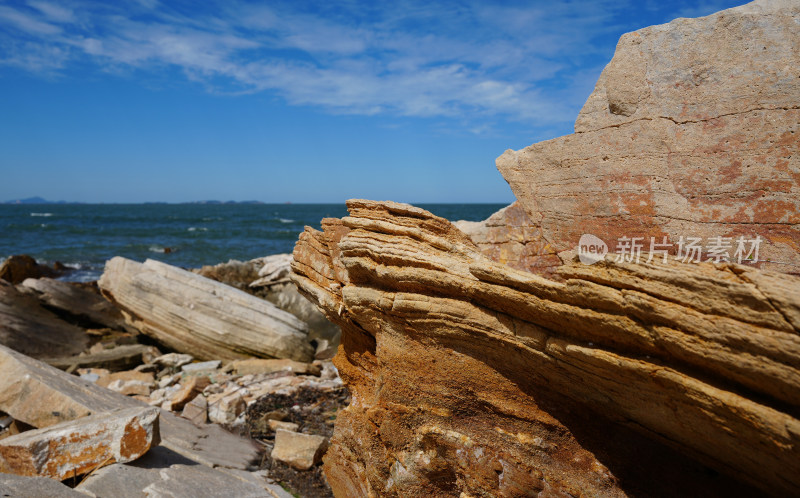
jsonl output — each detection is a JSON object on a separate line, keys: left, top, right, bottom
{"left": 0, "top": 0, "right": 700, "bottom": 130}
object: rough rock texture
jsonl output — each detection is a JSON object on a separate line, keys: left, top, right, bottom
{"left": 98, "top": 257, "right": 314, "bottom": 362}
{"left": 271, "top": 430, "right": 328, "bottom": 471}
{"left": 45, "top": 344, "right": 159, "bottom": 372}
{"left": 497, "top": 0, "right": 800, "bottom": 275}
{"left": 0, "top": 406, "right": 159, "bottom": 480}
{"left": 454, "top": 201, "right": 560, "bottom": 276}
{"left": 0, "top": 255, "right": 61, "bottom": 284}
{"left": 292, "top": 199, "right": 800, "bottom": 496}
{"left": 0, "top": 280, "right": 89, "bottom": 359}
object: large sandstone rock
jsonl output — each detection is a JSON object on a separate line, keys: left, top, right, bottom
{"left": 292, "top": 199, "right": 800, "bottom": 496}
{"left": 0, "top": 255, "right": 61, "bottom": 284}
{"left": 497, "top": 0, "right": 800, "bottom": 275}
{"left": 98, "top": 257, "right": 314, "bottom": 362}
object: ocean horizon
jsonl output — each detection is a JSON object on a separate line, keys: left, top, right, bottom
{"left": 0, "top": 202, "right": 505, "bottom": 282}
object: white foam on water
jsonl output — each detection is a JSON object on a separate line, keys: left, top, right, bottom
{"left": 187, "top": 227, "right": 208, "bottom": 232}
{"left": 30, "top": 212, "right": 53, "bottom": 217}
{"left": 279, "top": 218, "right": 294, "bottom": 223}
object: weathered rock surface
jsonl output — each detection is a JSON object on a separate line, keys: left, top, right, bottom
{"left": 0, "top": 255, "right": 62, "bottom": 284}
{"left": 497, "top": 0, "right": 800, "bottom": 275}
{"left": 46, "top": 344, "right": 159, "bottom": 372}
{"left": 271, "top": 430, "right": 328, "bottom": 471}
{"left": 0, "top": 344, "right": 262, "bottom": 471}
{"left": 0, "top": 473, "right": 86, "bottom": 497}
{"left": 0, "top": 406, "right": 159, "bottom": 480}
{"left": 0, "top": 280, "right": 89, "bottom": 359}
{"left": 292, "top": 199, "right": 800, "bottom": 496}
{"left": 232, "top": 358, "right": 321, "bottom": 377}
{"left": 454, "top": 201, "right": 560, "bottom": 276}
{"left": 98, "top": 257, "right": 314, "bottom": 362}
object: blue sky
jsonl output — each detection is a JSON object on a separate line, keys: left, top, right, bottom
{"left": 0, "top": 0, "right": 748, "bottom": 203}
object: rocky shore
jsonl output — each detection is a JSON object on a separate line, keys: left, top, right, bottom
{"left": 0, "top": 253, "right": 345, "bottom": 497}
{"left": 2, "top": 1, "right": 799, "bottom": 497}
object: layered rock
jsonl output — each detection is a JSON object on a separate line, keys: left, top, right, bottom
{"left": 292, "top": 199, "right": 800, "bottom": 496}
{"left": 98, "top": 257, "right": 314, "bottom": 362}
{"left": 454, "top": 201, "right": 560, "bottom": 276}
{"left": 497, "top": 0, "right": 800, "bottom": 275}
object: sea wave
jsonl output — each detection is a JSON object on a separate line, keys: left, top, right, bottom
{"left": 278, "top": 218, "right": 294, "bottom": 223}
{"left": 30, "top": 212, "right": 53, "bottom": 217}
{"left": 188, "top": 227, "right": 209, "bottom": 232}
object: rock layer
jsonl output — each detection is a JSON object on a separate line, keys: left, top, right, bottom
{"left": 292, "top": 199, "right": 800, "bottom": 496}
{"left": 497, "top": 0, "right": 800, "bottom": 275}
{"left": 98, "top": 257, "right": 314, "bottom": 362}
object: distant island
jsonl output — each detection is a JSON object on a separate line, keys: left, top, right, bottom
{"left": 2, "top": 197, "right": 266, "bottom": 205}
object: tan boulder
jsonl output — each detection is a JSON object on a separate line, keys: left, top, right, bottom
{"left": 271, "top": 430, "right": 327, "bottom": 471}
{"left": 496, "top": 0, "right": 800, "bottom": 275}
{"left": 231, "top": 358, "right": 321, "bottom": 376}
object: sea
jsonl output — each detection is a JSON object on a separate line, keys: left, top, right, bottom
{"left": 0, "top": 203, "right": 505, "bottom": 282}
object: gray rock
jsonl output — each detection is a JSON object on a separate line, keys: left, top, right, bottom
{"left": 181, "top": 360, "right": 221, "bottom": 374}
{"left": 142, "top": 464, "right": 271, "bottom": 497}
{"left": 0, "top": 473, "right": 86, "bottom": 497}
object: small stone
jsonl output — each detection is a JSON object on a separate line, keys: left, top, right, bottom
{"left": 96, "top": 370, "right": 155, "bottom": 396}
{"left": 154, "top": 353, "right": 194, "bottom": 369}
{"left": 0, "top": 406, "right": 159, "bottom": 480}
{"left": 271, "top": 429, "right": 328, "bottom": 470}
{"left": 169, "top": 376, "right": 211, "bottom": 412}
{"left": 208, "top": 391, "right": 246, "bottom": 425}
{"left": 180, "top": 394, "right": 208, "bottom": 425}
{"left": 269, "top": 420, "right": 299, "bottom": 432}
{"left": 231, "top": 358, "right": 321, "bottom": 376}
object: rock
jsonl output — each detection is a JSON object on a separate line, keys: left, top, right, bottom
{"left": 98, "top": 257, "right": 314, "bottom": 362}
{"left": 250, "top": 253, "right": 294, "bottom": 287}
{"left": 0, "top": 255, "right": 61, "bottom": 284}
{"left": 496, "top": 0, "right": 800, "bottom": 275}
{"left": 208, "top": 391, "right": 246, "bottom": 426}
{"left": 231, "top": 358, "right": 321, "bottom": 377}
{"left": 313, "top": 338, "right": 337, "bottom": 360}
{"left": 77, "top": 445, "right": 287, "bottom": 498}
{"left": 454, "top": 201, "right": 561, "bottom": 277}
{"left": 19, "top": 278, "right": 134, "bottom": 332}
{"left": 257, "top": 281, "right": 342, "bottom": 347}
{"left": 0, "top": 406, "right": 159, "bottom": 480}
{"left": 45, "top": 344, "right": 160, "bottom": 372}
{"left": 271, "top": 429, "right": 328, "bottom": 471}
{"left": 291, "top": 199, "right": 800, "bottom": 496}
{"left": 0, "top": 473, "right": 87, "bottom": 497}
{"left": 96, "top": 370, "right": 155, "bottom": 397}
{"left": 180, "top": 394, "right": 208, "bottom": 425}
{"left": 182, "top": 360, "right": 222, "bottom": 374}
{"left": 268, "top": 420, "right": 299, "bottom": 432}
{"left": 169, "top": 376, "right": 211, "bottom": 412}
{"left": 193, "top": 258, "right": 262, "bottom": 290}
{"left": 0, "top": 280, "right": 89, "bottom": 359}
{"left": 153, "top": 352, "right": 194, "bottom": 369}
{"left": 0, "top": 344, "right": 260, "bottom": 471}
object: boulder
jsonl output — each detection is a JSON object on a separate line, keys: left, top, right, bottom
{"left": 45, "top": 344, "right": 160, "bottom": 372}
{"left": 0, "top": 280, "right": 89, "bottom": 359}
{"left": 19, "top": 277, "right": 134, "bottom": 332}
{"left": 98, "top": 257, "right": 314, "bottom": 362}
{"left": 291, "top": 199, "right": 800, "bottom": 496}
{"left": 454, "top": 201, "right": 561, "bottom": 276}
{"left": 0, "top": 255, "right": 61, "bottom": 284}
{"left": 0, "top": 473, "right": 87, "bottom": 497}
{"left": 231, "top": 358, "right": 321, "bottom": 377}
{"left": 0, "top": 406, "right": 159, "bottom": 480}
{"left": 271, "top": 430, "right": 328, "bottom": 471}
{"left": 496, "top": 0, "right": 800, "bottom": 275}
{"left": 96, "top": 370, "right": 156, "bottom": 397}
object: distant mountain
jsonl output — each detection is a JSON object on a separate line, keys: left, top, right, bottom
{"left": 2, "top": 197, "right": 73, "bottom": 205}
{"left": 183, "top": 200, "right": 266, "bottom": 205}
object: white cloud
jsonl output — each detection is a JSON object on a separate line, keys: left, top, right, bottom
{"left": 0, "top": 0, "right": 641, "bottom": 128}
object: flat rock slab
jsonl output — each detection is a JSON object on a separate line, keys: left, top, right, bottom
{"left": 231, "top": 358, "right": 321, "bottom": 376}
{"left": 271, "top": 430, "right": 327, "bottom": 471}
{"left": 0, "top": 345, "right": 262, "bottom": 471}
{"left": 20, "top": 277, "right": 133, "bottom": 332}
{"left": 0, "top": 281, "right": 89, "bottom": 359}
{"left": 98, "top": 257, "right": 314, "bottom": 361}
{"left": 0, "top": 406, "right": 159, "bottom": 480}
{"left": 0, "top": 473, "right": 86, "bottom": 497}
{"left": 45, "top": 344, "right": 159, "bottom": 372}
